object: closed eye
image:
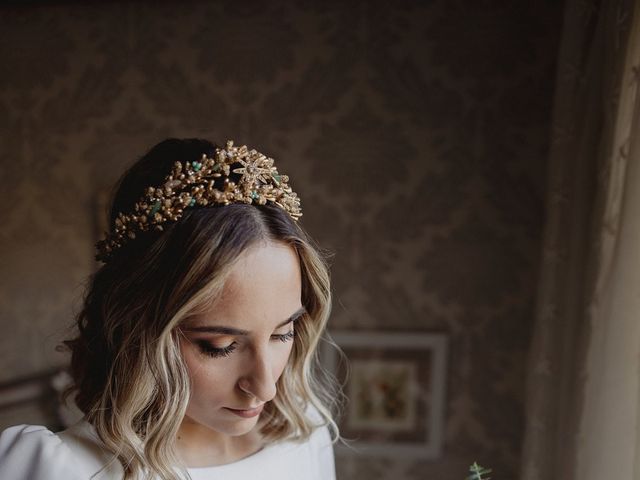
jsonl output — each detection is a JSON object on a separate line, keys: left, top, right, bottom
{"left": 196, "top": 339, "right": 237, "bottom": 358}
{"left": 195, "top": 317, "right": 299, "bottom": 359}
{"left": 271, "top": 330, "right": 295, "bottom": 343}
{"left": 271, "top": 316, "right": 301, "bottom": 343}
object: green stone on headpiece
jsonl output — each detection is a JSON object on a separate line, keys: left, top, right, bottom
{"left": 150, "top": 200, "right": 161, "bottom": 215}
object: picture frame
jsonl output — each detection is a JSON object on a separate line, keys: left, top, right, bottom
{"left": 324, "top": 331, "right": 448, "bottom": 459}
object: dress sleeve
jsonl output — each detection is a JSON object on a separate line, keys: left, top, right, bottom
{"left": 0, "top": 425, "right": 83, "bottom": 480}
{"left": 311, "top": 422, "right": 336, "bottom": 480}
{"left": 304, "top": 404, "right": 336, "bottom": 480}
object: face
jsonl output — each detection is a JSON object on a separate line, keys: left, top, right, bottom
{"left": 178, "top": 241, "right": 303, "bottom": 438}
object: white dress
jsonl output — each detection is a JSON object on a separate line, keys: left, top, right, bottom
{"left": 0, "top": 413, "right": 335, "bottom": 480}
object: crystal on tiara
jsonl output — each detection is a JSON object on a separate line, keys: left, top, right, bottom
{"left": 95, "top": 140, "right": 302, "bottom": 263}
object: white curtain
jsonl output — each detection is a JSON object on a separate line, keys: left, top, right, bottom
{"left": 576, "top": 6, "right": 640, "bottom": 477}
{"left": 521, "top": 0, "right": 640, "bottom": 479}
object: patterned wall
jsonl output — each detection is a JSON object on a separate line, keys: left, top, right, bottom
{"left": 0, "top": 1, "right": 563, "bottom": 478}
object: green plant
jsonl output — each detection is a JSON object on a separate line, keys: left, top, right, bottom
{"left": 466, "top": 462, "right": 492, "bottom": 480}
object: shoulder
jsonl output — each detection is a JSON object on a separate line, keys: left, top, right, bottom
{"left": 303, "top": 402, "right": 334, "bottom": 445}
{"left": 307, "top": 406, "right": 336, "bottom": 480}
{"left": 302, "top": 403, "right": 336, "bottom": 479}
{"left": 0, "top": 422, "right": 121, "bottom": 480}
{"left": 0, "top": 424, "right": 79, "bottom": 480}
{"left": 304, "top": 424, "right": 335, "bottom": 478}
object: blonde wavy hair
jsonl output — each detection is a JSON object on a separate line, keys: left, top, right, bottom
{"left": 63, "top": 139, "right": 342, "bottom": 480}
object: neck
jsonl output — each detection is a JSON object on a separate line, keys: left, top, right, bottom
{"left": 175, "top": 418, "right": 263, "bottom": 468}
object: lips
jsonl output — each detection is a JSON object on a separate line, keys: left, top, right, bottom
{"left": 224, "top": 404, "right": 264, "bottom": 418}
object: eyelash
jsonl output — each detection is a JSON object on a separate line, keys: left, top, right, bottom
{"left": 275, "top": 330, "right": 295, "bottom": 343}
{"left": 198, "top": 341, "right": 236, "bottom": 359}
{"left": 197, "top": 329, "right": 296, "bottom": 359}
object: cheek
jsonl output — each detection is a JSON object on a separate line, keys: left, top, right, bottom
{"left": 274, "top": 342, "right": 295, "bottom": 378}
{"left": 182, "top": 345, "right": 236, "bottom": 400}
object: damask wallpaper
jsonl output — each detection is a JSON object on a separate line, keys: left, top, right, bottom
{"left": 0, "top": 1, "right": 563, "bottom": 479}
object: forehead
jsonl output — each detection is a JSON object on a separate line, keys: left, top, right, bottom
{"left": 192, "top": 241, "right": 302, "bottom": 327}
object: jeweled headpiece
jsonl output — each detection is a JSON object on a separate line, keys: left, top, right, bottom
{"left": 96, "top": 140, "right": 301, "bottom": 263}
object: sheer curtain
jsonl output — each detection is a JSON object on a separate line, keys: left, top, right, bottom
{"left": 520, "top": 0, "right": 640, "bottom": 479}
{"left": 576, "top": 6, "right": 640, "bottom": 478}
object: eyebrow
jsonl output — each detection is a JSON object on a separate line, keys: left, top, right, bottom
{"left": 183, "top": 306, "right": 307, "bottom": 335}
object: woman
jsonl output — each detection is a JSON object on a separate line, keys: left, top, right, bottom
{"left": 0, "top": 138, "right": 340, "bottom": 479}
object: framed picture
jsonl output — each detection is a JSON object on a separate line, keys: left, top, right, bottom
{"left": 324, "top": 331, "right": 448, "bottom": 459}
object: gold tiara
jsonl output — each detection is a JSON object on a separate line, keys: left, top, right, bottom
{"left": 95, "top": 140, "right": 302, "bottom": 263}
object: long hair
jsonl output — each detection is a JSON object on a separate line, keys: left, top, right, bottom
{"left": 63, "top": 139, "right": 341, "bottom": 480}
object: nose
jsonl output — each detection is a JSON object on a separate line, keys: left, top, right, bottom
{"left": 237, "top": 347, "right": 277, "bottom": 403}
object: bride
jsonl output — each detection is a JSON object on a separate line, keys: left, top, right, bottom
{"left": 0, "top": 138, "right": 340, "bottom": 479}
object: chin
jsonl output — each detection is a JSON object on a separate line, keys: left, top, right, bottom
{"left": 214, "top": 416, "right": 260, "bottom": 436}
